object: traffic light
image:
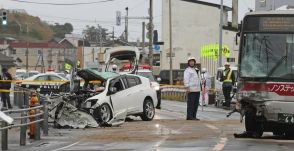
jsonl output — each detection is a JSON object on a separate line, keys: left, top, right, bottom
{"left": 2, "top": 10, "right": 7, "bottom": 25}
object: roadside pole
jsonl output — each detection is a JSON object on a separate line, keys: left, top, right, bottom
{"left": 149, "top": 0, "right": 154, "bottom": 66}
{"left": 125, "top": 7, "right": 129, "bottom": 42}
{"left": 218, "top": 0, "right": 224, "bottom": 68}
{"left": 169, "top": 0, "right": 173, "bottom": 85}
{"left": 142, "top": 22, "right": 146, "bottom": 64}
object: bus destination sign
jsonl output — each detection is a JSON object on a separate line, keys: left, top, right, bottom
{"left": 260, "top": 17, "right": 294, "bottom": 31}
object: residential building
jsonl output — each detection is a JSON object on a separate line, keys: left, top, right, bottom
{"left": 161, "top": 0, "right": 239, "bottom": 76}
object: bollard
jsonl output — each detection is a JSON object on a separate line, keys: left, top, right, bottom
{"left": 1, "top": 121, "right": 8, "bottom": 150}
{"left": 43, "top": 103, "right": 49, "bottom": 136}
{"left": 20, "top": 111, "right": 27, "bottom": 146}
{"left": 28, "top": 92, "right": 38, "bottom": 139}
{"left": 34, "top": 109, "right": 41, "bottom": 140}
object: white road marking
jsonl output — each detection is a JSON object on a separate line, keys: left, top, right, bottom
{"left": 52, "top": 141, "right": 80, "bottom": 151}
{"left": 205, "top": 124, "right": 219, "bottom": 130}
{"left": 212, "top": 137, "right": 228, "bottom": 151}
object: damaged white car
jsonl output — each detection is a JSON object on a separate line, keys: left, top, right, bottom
{"left": 83, "top": 70, "right": 158, "bottom": 125}
{"left": 47, "top": 68, "right": 157, "bottom": 128}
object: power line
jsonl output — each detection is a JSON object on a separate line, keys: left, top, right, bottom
{"left": 10, "top": 0, "right": 120, "bottom": 6}
{"left": 129, "top": 0, "right": 147, "bottom": 11}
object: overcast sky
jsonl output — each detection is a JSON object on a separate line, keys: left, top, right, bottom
{"left": 1, "top": 0, "right": 255, "bottom": 41}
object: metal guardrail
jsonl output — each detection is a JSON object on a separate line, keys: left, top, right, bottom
{"left": 0, "top": 87, "right": 49, "bottom": 151}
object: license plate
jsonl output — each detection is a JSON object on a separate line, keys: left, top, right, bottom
{"left": 278, "top": 113, "right": 294, "bottom": 123}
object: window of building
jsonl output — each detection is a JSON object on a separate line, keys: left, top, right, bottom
{"left": 260, "top": 0, "right": 266, "bottom": 7}
{"left": 11, "top": 49, "right": 16, "bottom": 54}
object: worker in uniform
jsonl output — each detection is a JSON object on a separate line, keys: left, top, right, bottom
{"left": 112, "top": 64, "right": 118, "bottom": 73}
{"left": 184, "top": 57, "right": 201, "bottom": 120}
{"left": 220, "top": 62, "right": 235, "bottom": 109}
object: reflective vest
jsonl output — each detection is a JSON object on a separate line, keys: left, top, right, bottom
{"left": 223, "top": 69, "right": 233, "bottom": 83}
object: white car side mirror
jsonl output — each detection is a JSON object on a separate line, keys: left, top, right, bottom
{"left": 109, "top": 87, "right": 117, "bottom": 94}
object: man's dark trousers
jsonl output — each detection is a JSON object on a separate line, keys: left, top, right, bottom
{"left": 1, "top": 92, "right": 12, "bottom": 108}
{"left": 187, "top": 92, "right": 200, "bottom": 120}
{"left": 222, "top": 83, "right": 232, "bottom": 107}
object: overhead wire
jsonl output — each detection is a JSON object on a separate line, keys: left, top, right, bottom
{"left": 10, "top": 0, "right": 121, "bottom": 5}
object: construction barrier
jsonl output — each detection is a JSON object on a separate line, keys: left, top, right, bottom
{"left": 161, "top": 86, "right": 188, "bottom": 102}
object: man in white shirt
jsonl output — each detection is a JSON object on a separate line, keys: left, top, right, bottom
{"left": 184, "top": 57, "right": 201, "bottom": 120}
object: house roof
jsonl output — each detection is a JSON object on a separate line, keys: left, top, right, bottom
{"left": 181, "top": 0, "right": 232, "bottom": 11}
{"left": 0, "top": 53, "right": 15, "bottom": 67}
{"left": 9, "top": 42, "right": 66, "bottom": 49}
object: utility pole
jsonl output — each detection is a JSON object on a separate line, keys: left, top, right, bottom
{"left": 218, "top": 0, "right": 224, "bottom": 68}
{"left": 99, "top": 25, "right": 103, "bottom": 56}
{"left": 26, "top": 23, "right": 29, "bottom": 72}
{"left": 112, "top": 26, "right": 115, "bottom": 46}
{"left": 169, "top": 0, "right": 173, "bottom": 85}
{"left": 125, "top": 7, "right": 129, "bottom": 42}
{"left": 149, "top": 0, "right": 154, "bottom": 66}
{"left": 232, "top": 0, "right": 238, "bottom": 29}
{"left": 142, "top": 22, "right": 146, "bottom": 64}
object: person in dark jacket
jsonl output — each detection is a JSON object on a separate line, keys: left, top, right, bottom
{"left": 1, "top": 68, "right": 12, "bottom": 109}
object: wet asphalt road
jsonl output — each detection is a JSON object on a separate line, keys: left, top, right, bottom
{"left": 3, "top": 100, "right": 294, "bottom": 151}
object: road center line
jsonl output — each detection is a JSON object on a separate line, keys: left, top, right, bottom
{"left": 52, "top": 141, "right": 80, "bottom": 151}
{"left": 205, "top": 124, "right": 219, "bottom": 130}
{"left": 212, "top": 137, "right": 228, "bottom": 151}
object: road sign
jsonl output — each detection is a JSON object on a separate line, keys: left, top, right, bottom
{"left": 154, "top": 45, "right": 160, "bottom": 51}
{"left": 166, "top": 52, "right": 175, "bottom": 57}
{"left": 116, "top": 11, "right": 121, "bottom": 26}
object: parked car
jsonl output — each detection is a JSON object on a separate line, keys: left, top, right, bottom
{"left": 83, "top": 69, "right": 158, "bottom": 123}
{"left": 19, "top": 73, "right": 67, "bottom": 94}
{"left": 15, "top": 69, "right": 27, "bottom": 80}
{"left": 136, "top": 69, "right": 161, "bottom": 109}
{"left": 159, "top": 69, "right": 185, "bottom": 85}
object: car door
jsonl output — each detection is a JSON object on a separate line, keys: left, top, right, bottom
{"left": 49, "top": 75, "right": 64, "bottom": 93}
{"left": 125, "top": 76, "right": 143, "bottom": 113}
{"left": 108, "top": 77, "right": 129, "bottom": 114}
{"left": 35, "top": 75, "right": 50, "bottom": 94}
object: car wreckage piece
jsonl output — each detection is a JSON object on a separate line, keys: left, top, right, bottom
{"left": 47, "top": 94, "right": 127, "bottom": 128}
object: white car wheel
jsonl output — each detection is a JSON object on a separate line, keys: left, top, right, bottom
{"left": 95, "top": 103, "right": 112, "bottom": 123}
{"left": 141, "top": 99, "right": 155, "bottom": 121}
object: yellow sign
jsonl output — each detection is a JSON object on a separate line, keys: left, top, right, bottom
{"left": 200, "top": 44, "right": 230, "bottom": 59}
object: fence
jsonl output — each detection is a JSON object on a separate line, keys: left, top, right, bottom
{"left": 0, "top": 87, "right": 49, "bottom": 150}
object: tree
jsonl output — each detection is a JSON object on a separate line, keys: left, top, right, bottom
{"left": 50, "top": 23, "right": 73, "bottom": 38}
{"left": 82, "top": 25, "right": 109, "bottom": 43}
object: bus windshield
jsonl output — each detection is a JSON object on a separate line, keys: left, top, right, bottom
{"left": 240, "top": 33, "right": 294, "bottom": 80}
